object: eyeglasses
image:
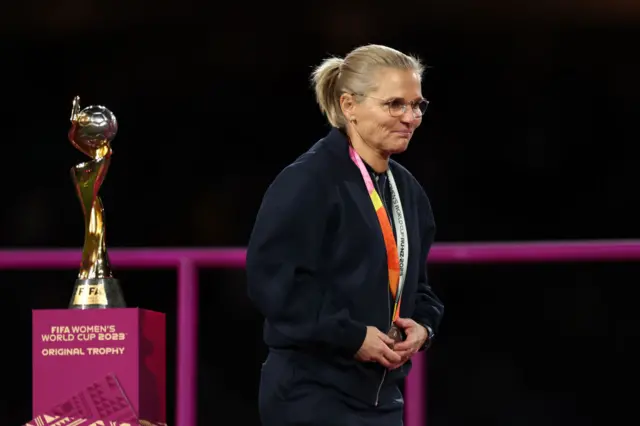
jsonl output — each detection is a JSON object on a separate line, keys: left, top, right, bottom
{"left": 352, "top": 93, "right": 429, "bottom": 118}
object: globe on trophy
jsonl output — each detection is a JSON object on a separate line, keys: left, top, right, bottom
{"left": 67, "top": 96, "right": 126, "bottom": 309}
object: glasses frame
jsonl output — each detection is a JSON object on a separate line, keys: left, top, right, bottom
{"left": 351, "top": 93, "right": 429, "bottom": 118}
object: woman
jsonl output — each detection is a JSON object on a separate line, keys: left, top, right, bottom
{"left": 246, "top": 44, "right": 444, "bottom": 426}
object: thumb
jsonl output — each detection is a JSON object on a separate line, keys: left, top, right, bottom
{"left": 377, "top": 330, "right": 395, "bottom": 346}
{"left": 394, "top": 317, "right": 414, "bottom": 329}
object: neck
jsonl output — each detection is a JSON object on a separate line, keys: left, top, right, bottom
{"left": 347, "top": 128, "right": 389, "bottom": 173}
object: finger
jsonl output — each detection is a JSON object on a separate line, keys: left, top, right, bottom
{"left": 374, "top": 347, "right": 397, "bottom": 368}
{"left": 394, "top": 349, "right": 413, "bottom": 359}
{"left": 388, "top": 361, "right": 405, "bottom": 370}
{"left": 393, "top": 339, "right": 416, "bottom": 352}
{"left": 376, "top": 355, "right": 394, "bottom": 369}
{"left": 377, "top": 331, "right": 395, "bottom": 346}
{"left": 381, "top": 344, "right": 402, "bottom": 364}
{"left": 394, "top": 317, "right": 414, "bottom": 328}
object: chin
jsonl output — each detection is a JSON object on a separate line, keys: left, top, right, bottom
{"left": 388, "top": 139, "right": 410, "bottom": 155}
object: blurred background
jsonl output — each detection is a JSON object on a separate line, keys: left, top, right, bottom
{"left": 1, "top": 1, "right": 639, "bottom": 425}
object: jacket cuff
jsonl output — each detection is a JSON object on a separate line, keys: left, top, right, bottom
{"left": 340, "top": 321, "right": 368, "bottom": 357}
{"left": 418, "top": 323, "right": 435, "bottom": 352}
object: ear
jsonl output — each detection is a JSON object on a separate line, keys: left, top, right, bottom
{"left": 339, "top": 92, "right": 357, "bottom": 122}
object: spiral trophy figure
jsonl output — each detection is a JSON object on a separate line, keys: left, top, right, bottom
{"left": 67, "top": 96, "right": 126, "bottom": 309}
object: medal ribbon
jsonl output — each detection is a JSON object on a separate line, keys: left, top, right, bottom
{"left": 349, "top": 146, "right": 408, "bottom": 323}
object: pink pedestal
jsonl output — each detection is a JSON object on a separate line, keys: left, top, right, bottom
{"left": 31, "top": 308, "right": 166, "bottom": 425}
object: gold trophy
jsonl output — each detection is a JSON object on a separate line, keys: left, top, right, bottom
{"left": 67, "top": 96, "right": 126, "bottom": 309}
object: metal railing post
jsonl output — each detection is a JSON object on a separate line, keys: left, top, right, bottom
{"left": 176, "top": 258, "right": 198, "bottom": 426}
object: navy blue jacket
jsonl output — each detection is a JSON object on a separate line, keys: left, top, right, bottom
{"left": 246, "top": 128, "right": 444, "bottom": 406}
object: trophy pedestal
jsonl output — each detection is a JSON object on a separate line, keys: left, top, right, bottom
{"left": 31, "top": 308, "right": 166, "bottom": 425}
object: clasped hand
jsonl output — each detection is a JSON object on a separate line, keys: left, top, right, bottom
{"left": 354, "top": 318, "right": 428, "bottom": 370}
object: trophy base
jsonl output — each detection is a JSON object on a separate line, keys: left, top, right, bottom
{"left": 69, "top": 278, "right": 126, "bottom": 309}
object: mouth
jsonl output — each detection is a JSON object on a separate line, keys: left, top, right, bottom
{"left": 392, "top": 130, "right": 412, "bottom": 138}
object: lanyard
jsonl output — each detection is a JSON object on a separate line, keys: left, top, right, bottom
{"left": 348, "top": 146, "right": 408, "bottom": 323}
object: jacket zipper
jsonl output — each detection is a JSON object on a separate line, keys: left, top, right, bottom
{"left": 374, "top": 276, "right": 392, "bottom": 406}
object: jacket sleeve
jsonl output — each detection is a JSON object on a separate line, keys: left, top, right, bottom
{"left": 246, "top": 162, "right": 367, "bottom": 356}
{"left": 411, "top": 191, "right": 445, "bottom": 341}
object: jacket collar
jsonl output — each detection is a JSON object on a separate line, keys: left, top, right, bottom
{"left": 319, "top": 127, "right": 394, "bottom": 176}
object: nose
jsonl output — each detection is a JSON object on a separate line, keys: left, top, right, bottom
{"left": 399, "top": 108, "right": 419, "bottom": 125}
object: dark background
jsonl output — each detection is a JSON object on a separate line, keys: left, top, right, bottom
{"left": 1, "top": 1, "right": 639, "bottom": 425}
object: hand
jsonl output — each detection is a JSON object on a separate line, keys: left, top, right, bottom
{"left": 389, "top": 318, "right": 429, "bottom": 369}
{"left": 354, "top": 326, "right": 403, "bottom": 369}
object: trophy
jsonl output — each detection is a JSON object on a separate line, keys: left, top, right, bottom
{"left": 67, "top": 96, "right": 126, "bottom": 309}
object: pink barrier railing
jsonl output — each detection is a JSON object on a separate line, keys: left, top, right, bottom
{"left": 1, "top": 239, "right": 640, "bottom": 426}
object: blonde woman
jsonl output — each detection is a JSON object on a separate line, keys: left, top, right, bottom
{"left": 247, "top": 44, "right": 444, "bottom": 426}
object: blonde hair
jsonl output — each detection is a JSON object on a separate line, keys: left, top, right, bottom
{"left": 311, "top": 44, "right": 424, "bottom": 129}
